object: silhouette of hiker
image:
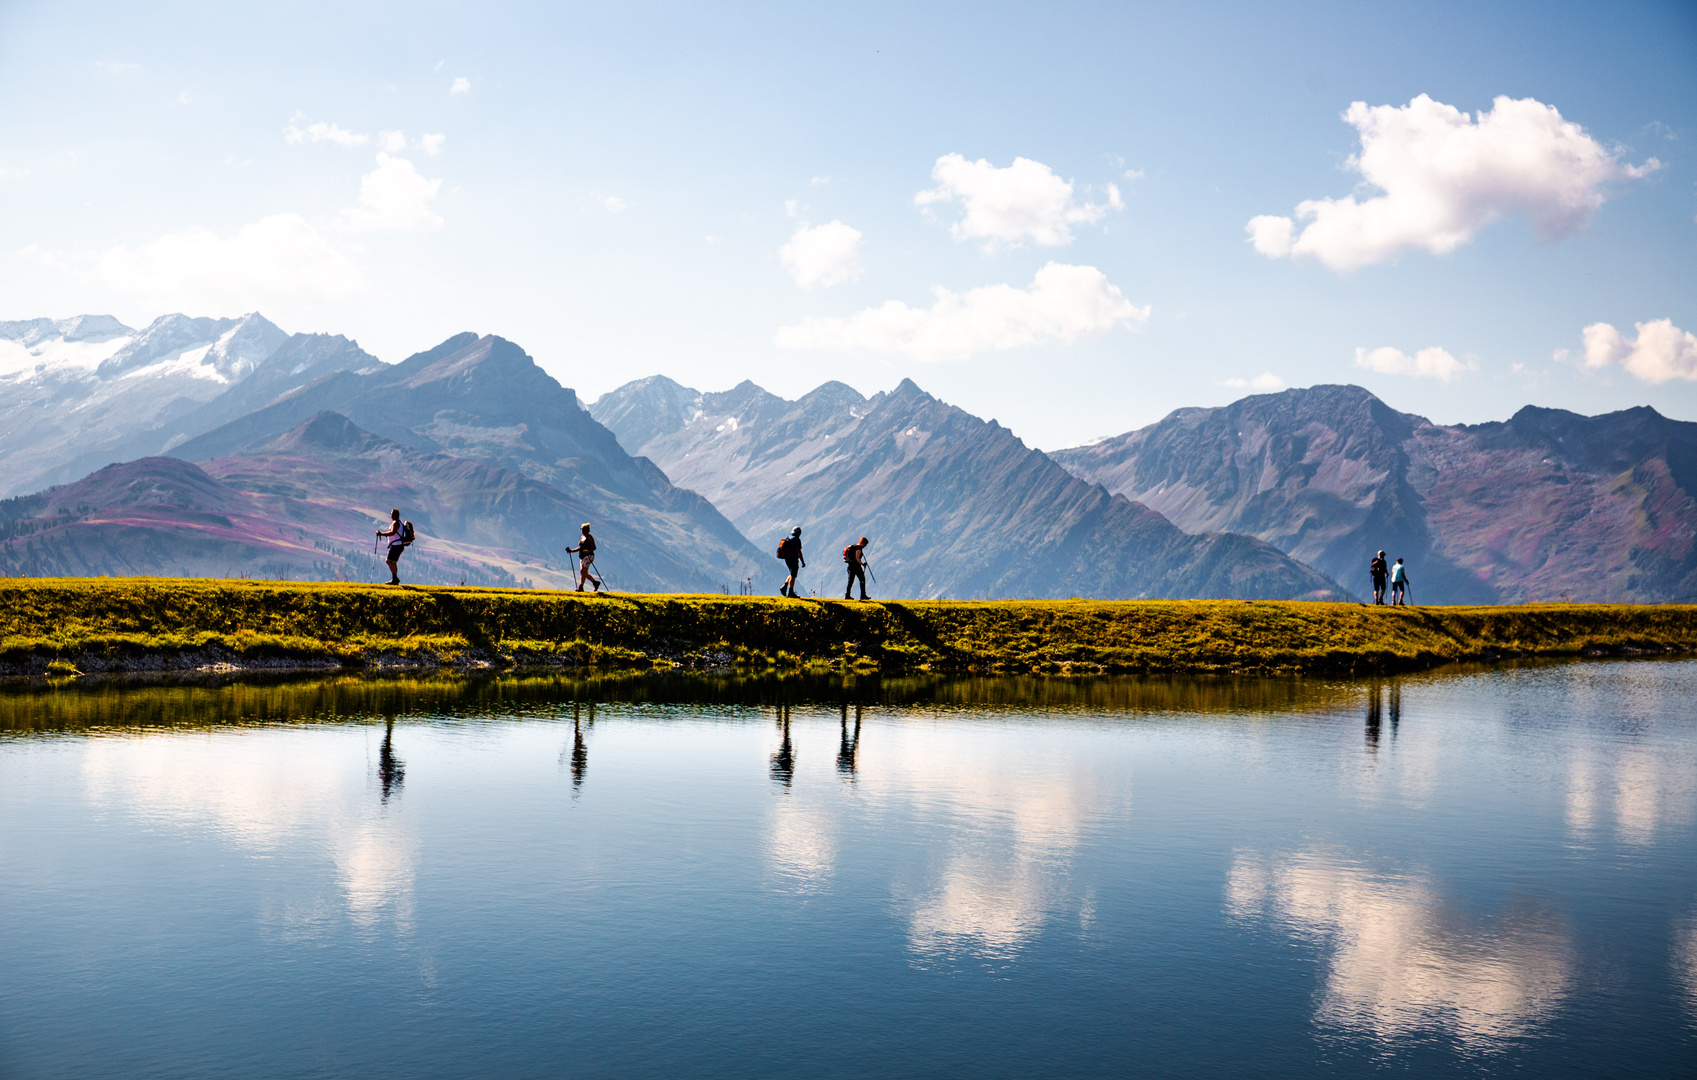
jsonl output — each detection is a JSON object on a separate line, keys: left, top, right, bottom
{"left": 1390, "top": 557, "right": 1411, "bottom": 606}
{"left": 567, "top": 523, "right": 602, "bottom": 593}
{"left": 1370, "top": 550, "right": 1388, "bottom": 605}
{"left": 1365, "top": 684, "right": 1382, "bottom": 753}
{"left": 378, "top": 717, "right": 405, "bottom": 802}
{"left": 837, "top": 703, "right": 862, "bottom": 779}
{"left": 570, "top": 709, "right": 589, "bottom": 793}
{"left": 779, "top": 527, "right": 805, "bottom": 598}
{"left": 844, "top": 536, "right": 870, "bottom": 600}
{"left": 770, "top": 705, "right": 795, "bottom": 787}
{"left": 376, "top": 509, "right": 413, "bottom": 586}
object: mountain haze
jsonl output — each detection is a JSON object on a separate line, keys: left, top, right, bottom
{"left": 1051, "top": 385, "right": 1697, "bottom": 604}
{"left": 592, "top": 376, "right": 1347, "bottom": 600}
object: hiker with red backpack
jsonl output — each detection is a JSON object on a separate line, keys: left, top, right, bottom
{"left": 843, "top": 536, "right": 870, "bottom": 600}
{"left": 778, "top": 527, "right": 805, "bottom": 597}
{"left": 376, "top": 509, "right": 414, "bottom": 586}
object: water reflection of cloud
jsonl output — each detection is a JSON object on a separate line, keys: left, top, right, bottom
{"left": 1564, "top": 742, "right": 1695, "bottom": 845}
{"left": 80, "top": 731, "right": 416, "bottom": 936}
{"left": 868, "top": 726, "right": 1123, "bottom": 965}
{"left": 766, "top": 800, "right": 836, "bottom": 891}
{"left": 1228, "top": 850, "right": 1572, "bottom": 1048}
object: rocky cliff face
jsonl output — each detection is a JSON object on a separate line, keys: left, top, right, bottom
{"left": 592, "top": 376, "right": 1349, "bottom": 600}
{"left": 1050, "top": 385, "right": 1697, "bottom": 603}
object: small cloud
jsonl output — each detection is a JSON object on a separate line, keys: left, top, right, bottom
{"left": 379, "top": 129, "right": 407, "bottom": 153}
{"left": 434, "top": 60, "right": 446, "bottom": 73}
{"left": 418, "top": 132, "right": 446, "bottom": 156}
{"left": 704, "top": 235, "right": 718, "bottom": 245}
{"left": 1123, "top": 168, "right": 1145, "bottom": 181}
{"left": 1221, "top": 373, "right": 1286, "bottom": 390}
{"left": 341, "top": 153, "right": 444, "bottom": 233}
{"left": 0, "top": 166, "right": 28, "bottom": 181}
{"left": 780, "top": 220, "right": 863, "bottom": 289}
{"left": 450, "top": 76, "right": 471, "bottom": 95}
{"left": 784, "top": 198, "right": 803, "bottom": 218}
{"left": 591, "top": 193, "right": 625, "bottom": 213}
{"left": 1354, "top": 345, "right": 1474, "bottom": 381}
{"left": 775, "top": 262, "right": 1147, "bottom": 361}
{"left": 1581, "top": 319, "right": 1697, "bottom": 383}
{"left": 284, "top": 113, "right": 369, "bottom": 148}
{"left": 95, "top": 60, "right": 141, "bottom": 75}
{"left": 810, "top": 176, "right": 831, "bottom": 186}
{"left": 221, "top": 157, "right": 252, "bottom": 168}
{"left": 915, "top": 153, "right": 1121, "bottom": 249}
{"left": 176, "top": 91, "right": 193, "bottom": 106}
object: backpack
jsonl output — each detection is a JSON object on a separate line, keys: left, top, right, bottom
{"left": 401, "top": 521, "right": 415, "bottom": 546}
{"left": 842, "top": 546, "right": 853, "bottom": 563}
{"left": 775, "top": 537, "right": 795, "bottom": 561}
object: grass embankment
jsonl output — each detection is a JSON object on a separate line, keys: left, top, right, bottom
{"left": 2, "top": 577, "right": 1694, "bottom": 677}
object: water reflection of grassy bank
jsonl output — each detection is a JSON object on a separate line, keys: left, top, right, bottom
{"left": 2, "top": 577, "right": 1694, "bottom": 679}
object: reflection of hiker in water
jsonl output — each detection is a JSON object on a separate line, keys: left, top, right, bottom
{"left": 378, "top": 717, "right": 405, "bottom": 802}
{"left": 1365, "top": 685, "right": 1382, "bottom": 753}
{"left": 1390, "top": 558, "right": 1411, "bottom": 606}
{"left": 567, "top": 523, "right": 602, "bottom": 593}
{"left": 770, "top": 705, "right": 795, "bottom": 787}
{"left": 1370, "top": 550, "right": 1388, "bottom": 605}
{"left": 570, "top": 702, "right": 591, "bottom": 793}
{"left": 376, "top": 509, "right": 414, "bottom": 586}
{"left": 778, "top": 528, "right": 805, "bottom": 598}
{"left": 843, "top": 537, "right": 870, "bottom": 601}
{"left": 837, "top": 703, "right": 862, "bottom": 779}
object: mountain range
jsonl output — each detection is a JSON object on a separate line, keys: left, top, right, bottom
{"left": 7, "top": 309, "right": 1689, "bottom": 604}
{"left": 589, "top": 376, "right": 1347, "bottom": 600}
{"left": 1049, "top": 385, "right": 1697, "bottom": 604}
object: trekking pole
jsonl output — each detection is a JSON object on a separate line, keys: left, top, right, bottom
{"left": 567, "top": 548, "right": 578, "bottom": 590}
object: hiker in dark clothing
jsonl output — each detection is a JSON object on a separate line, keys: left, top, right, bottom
{"left": 1370, "top": 550, "right": 1389, "bottom": 605}
{"left": 567, "top": 522, "right": 602, "bottom": 592}
{"left": 1390, "top": 557, "right": 1411, "bottom": 606}
{"left": 780, "top": 527, "right": 805, "bottom": 597}
{"left": 844, "top": 536, "right": 870, "bottom": 600}
{"left": 376, "top": 509, "right": 412, "bottom": 585}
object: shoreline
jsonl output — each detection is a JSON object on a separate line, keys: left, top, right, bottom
{"left": 3, "top": 578, "right": 1695, "bottom": 679}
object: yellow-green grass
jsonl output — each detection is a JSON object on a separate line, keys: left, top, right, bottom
{"left": 2, "top": 577, "right": 1694, "bottom": 677}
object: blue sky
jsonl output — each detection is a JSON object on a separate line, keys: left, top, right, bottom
{"left": 1, "top": 0, "right": 1693, "bottom": 448}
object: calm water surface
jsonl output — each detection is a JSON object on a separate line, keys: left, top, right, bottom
{"left": 0, "top": 663, "right": 1693, "bottom": 1078}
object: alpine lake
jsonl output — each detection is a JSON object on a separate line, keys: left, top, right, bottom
{"left": 0, "top": 660, "right": 1693, "bottom": 1078}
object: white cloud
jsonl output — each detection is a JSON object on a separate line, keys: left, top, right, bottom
{"left": 450, "top": 77, "right": 471, "bottom": 95}
{"left": 774, "top": 262, "right": 1147, "bottom": 361}
{"left": 1582, "top": 319, "right": 1697, "bottom": 383}
{"left": 175, "top": 91, "right": 192, "bottom": 106}
{"left": 593, "top": 194, "right": 626, "bottom": 213}
{"left": 284, "top": 114, "right": 369, "bottom": 148}
{"left": 378, "top": 130, "right": 445, "bottom": 156}
{"left": 90, "top": 214, "right": 365, "bottom": 309}
{"left": 1222, "top": 373, "right": 1286, "bottom": 390}
{"left": 784, "top": 198, "right": 802, "bottom": 218}
{"left": 1354, "top": 345, "right": 1473, "bottom": 381}
{"left": 1248, "top": 94, "right": 1655, "bottom": 271}
{"left": 0, "top": 166, "right": 27, "bottom": 181}
{"left": 95, "top": 60, "right": 141, "bottom": 75}
{"left": 378, "top": 129, "right": 407, "bottom": 153}
{"left": 810, "top": 176, "right": 831, "bottom": 186}
{"left": 915, "top": 154, "right": 1118, "bottom": 249}
{"left": 418, "top": 132, "right": 446, "bottom": 156}
{"left": 340, "top": 154, "right": 444, "bottom": 233}
{"left": 780, "top": 220, "right": 863, "bottom": 289}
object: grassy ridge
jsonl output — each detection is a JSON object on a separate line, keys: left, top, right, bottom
{"left": 2, "top": 577, "right": 1694, "bottom": 676}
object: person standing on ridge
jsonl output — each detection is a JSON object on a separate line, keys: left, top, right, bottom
{"left": 376, "top": 509, "right": 413, "bottom": 586}
{"left": 1390, "top": 557, "right": 1411, "bottom": 606}
{"left": 843, "top": 536, "right": 870, "bottom": 600}
{"left": 779, "top": 527, "right": 805, "bottom": 597}
{"left": 567, "top": 523, "right": 602, "bottom": 592}
{"left": 1370, "top": 550, "right": 1389, "bottom": 605}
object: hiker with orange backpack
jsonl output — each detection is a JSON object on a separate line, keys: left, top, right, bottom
{"left": 843, "top": 536, "right": 870, "bottom": 600}
{"left": 778, "top": 527, "right": 805, "bottom": 597}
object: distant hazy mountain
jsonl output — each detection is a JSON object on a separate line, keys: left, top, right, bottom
{"left": 1050, "top": 384, "right": 1697, "bottom": 603}
{"left": 592, "top": 375, "right": 1348, "bottom": 600}
{"left": 0, "top": 312, "right": 372, "bottom": 498}
{"left": 0, "top": 410, "right": 752, "bottom": 591}
{"left": 170, "top": 334, "right": 765, "bottom": 590}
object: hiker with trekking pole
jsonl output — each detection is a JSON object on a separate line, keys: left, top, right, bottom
{"left": 843, "top": 536, "right": 871, "bottom": 601}
{"left": 375, "top": 509, "right": 415, "bottom": 586}
{"left": 566, "top": 522, "right": 603, "bottom": 593}
{"left": 778, "top": 527, "right": 805, "bottom": 597}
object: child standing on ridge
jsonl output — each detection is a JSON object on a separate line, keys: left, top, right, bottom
{"left": 567, "top": 523, "right": 602, "bottom": 592}
{"left": 1390, "top": 557, "right": 1411, "bottom": 606}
